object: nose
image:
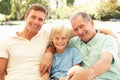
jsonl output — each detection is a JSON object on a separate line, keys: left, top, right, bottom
{"left": 58, "top": 39, "right": 62, "bottom": 42}
{"left": 34, "top": 19, "right": 39, "bottom": 24}
{"left": 77, "top": 28, "right": 83, "bottom": 35}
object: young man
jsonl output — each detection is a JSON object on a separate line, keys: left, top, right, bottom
{"left": 67, "top": 12, "right": 120, "bottom": 80}
{"left": 0, "top": 4, "right": 51, "bottom": 80}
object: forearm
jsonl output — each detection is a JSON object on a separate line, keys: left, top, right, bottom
{"left": 0, "top": 74, "right": 5, "bottom": 80}
{"left": 0, "top": 58, "right": 8, "bottom": 80}
{"left": 40, "top": 46, "right": 54, "bottom": 75}
{"left": 89, "top": 52, "right": 112, "bottom": 77}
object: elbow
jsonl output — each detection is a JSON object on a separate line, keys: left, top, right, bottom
{"left": 101, "top": 52, "right": 113, "bottom": 71}
{"left": 106, "top": 64, "right": 111, "bottom": 71}
{"left": 104, "top": 57, "right": 113, "bottom": 71}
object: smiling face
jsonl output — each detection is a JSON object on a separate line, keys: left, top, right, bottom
{"left": 52, "top": 34, "right": 68, "bottom": 53}
{"left": 71, "top": 15, "right": 96, "bottom": 43}
{"left": 50, "top": 25, "right": 70, "bottom": 54}
{"left": 25, "top": 9, "right": 45, "bottom": 33}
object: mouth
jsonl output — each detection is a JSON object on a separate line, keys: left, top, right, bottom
{"left": 33, "top": 24, "right": 38, "bottom": 28}
{"left": 56, "top": 44, "right": 65, "bottom": 47}
{"left": 33, "top": 25, "right": 41, "bottom": 31}
{"left": 80, "top": 31, "right": 87, "bottom": 37}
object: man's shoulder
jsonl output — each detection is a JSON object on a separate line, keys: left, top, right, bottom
{"left": 67, "top": 47, "right": 79, "bottom": 51}
{"left": 38, "top": 29, "right": 50, "bottom": 36}
{"left": 70, "top": 36, "right": 80, "bottom": 41}
{"left": 0, "top": 37, "right": 13, "bottom": 42}
{"left": 0, "top": 37, "right": 14, "bottom": 47}
{"left": 97, "top": 33, "right": 117, "bottom": 45}
{"left": 97, "top": 33, "right": 115, "bottom": 40}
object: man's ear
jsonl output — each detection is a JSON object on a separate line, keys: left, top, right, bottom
{"left": 90, "top": 20, "right": 94, "bottom": 28}
{"left": 24, "top": 13, "right": 28, "bottom": 20}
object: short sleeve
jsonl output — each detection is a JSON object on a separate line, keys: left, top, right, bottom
{"left": 0, "top": 39, "right": 9, "bottom": 58}
{"left": 71, "top": 48, "right": 83, "bottom": 65}
{"left": 68, "top": 37, "right": 80, "bottom": 48}
{"left": 102, "top": 36, "right": 118, "bottom": 58}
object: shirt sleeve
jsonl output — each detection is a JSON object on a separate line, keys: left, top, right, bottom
{"left": 0, "top": 39, "right": 9, "bottom": 58}
{"left": 71, "top": 48, "right": 83, "bottom": 65}
{"left": 101, "top": 35, "right": 119, "bottom": 64}
{"left": 68, "top": 37, "right": 80, "bottom": 48}
{"left": 102, "top": 36, "right": 118, "bottom": 57}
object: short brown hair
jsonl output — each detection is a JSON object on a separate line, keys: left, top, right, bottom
{"left": 26, "top": 4, "right": 47, "bottom": 18}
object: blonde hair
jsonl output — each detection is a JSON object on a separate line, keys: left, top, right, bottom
{"left": 50, "top": 25, "right": 71, "bottom": 44}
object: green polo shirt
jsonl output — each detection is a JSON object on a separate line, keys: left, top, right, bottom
{"left": 68, "top": 33, "right": 120, "bottom": 80}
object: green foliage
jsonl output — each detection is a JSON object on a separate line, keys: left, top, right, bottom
{"left": 49, "top": 2, "right": 97, "bottom": 20}
{"left": 8, "top": 0, "right": 50, "bottom": 20}
{"left": 0, "top": 0, "right": 11, "bottom": 15}
{"left": 94, "top": 0, "right": 119, "bottom": 20}
{"left": 50, "top": 6, "right": 91, "bottom": 19}
{"left": 67, "top": 0, "right": 74, "bottom": 6}
{"left": 50, "top": 6, "right": 79, "bottom": 19}
{"left": 1, "top": 0, "right": 120, "bottom": 21}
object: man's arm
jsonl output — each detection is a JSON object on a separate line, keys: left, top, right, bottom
{"left": 0, "top": 58, "right": 8, "bottom": 80}
{"left": 69, "top": 52, "right": 112, "bottom": 80}
{"left": 69, "top": 29, "right": 76, "bottom": 37}
{"left": 98, "top": 28, "right": 118, "bottom": 39}
{"left": 41, "top": 71, "right": 50, "bottom": 80}
{"left": 40, "top": 46, "right": 55, "bottom": 75}
{"left": 90, "top": 52, "right": 112, "bottom": 76}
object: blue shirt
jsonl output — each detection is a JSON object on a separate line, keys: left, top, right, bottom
{"left": 50, "top": 47, "right": 83, "bottom": 78}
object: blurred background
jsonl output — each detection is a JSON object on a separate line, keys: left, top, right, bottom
{"left": 0, "top": 0, "right": 120, "bottom": 39}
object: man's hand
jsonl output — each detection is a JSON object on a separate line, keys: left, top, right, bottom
{"left": 60, "top": 77, "right": 66, "bottom": 80}
{"left": 68, "top": 68, "right": 95, "bottom": 80}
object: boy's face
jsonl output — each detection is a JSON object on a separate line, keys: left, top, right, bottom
{"left": 52, "top": 34, "right": 68, "bottom": 53}
{"left": 25, "top": 9, "right": 45, "bottom": 33}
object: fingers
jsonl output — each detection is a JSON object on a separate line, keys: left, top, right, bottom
{"left": 40, "top": 62, "right": 52, "bottom": 75}
{"left": 60, "top": 77, "right": 66, "bottom": 80}
{"left": 40, "top": 64, "right": 44, "bottom": 75}
{"left": 67, "top": 72, "right": 74, "bottom": 80}
{"left": 40, "top": 64, "right": 49, "bottom": 75}
{"left": 48, "top": 66, "right": 51, "bottom": 73}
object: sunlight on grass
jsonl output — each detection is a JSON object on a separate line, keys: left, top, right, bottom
{"left": 0, "top": 14, "right": 5, "bottom": 21}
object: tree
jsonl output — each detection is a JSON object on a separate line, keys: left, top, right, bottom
{"left": 67, "top": 0, "right": 74, "bottom": 6}
{"left": 8, "top": 0, "right": 49, "bottom": 20}
{"left": 0, "top": 0, "right": 11, "bottom": 15}
{"left": 94, "top": 0, "right": 118, "bottom": 20}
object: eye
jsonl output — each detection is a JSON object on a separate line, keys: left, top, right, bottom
{"left": 79, "top": 25, "right": 84, "bottom": 29}
{"left": 74, "top": 28, "right": 78, "bottom": 32}
{"left": 62, "top": 37, "right": 67, "bottom": 40}
{"left": 31, "top": 15, "right": 36, "bottom": 19}
{"left": 38, "top": 18, "right": 43, "bottom": 22}
{"left": 55, "top": 37, "right": 59, "bottom": 40}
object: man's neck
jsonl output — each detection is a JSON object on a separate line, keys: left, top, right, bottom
{"left": 16, "top": 30, "right": 37, "bottom": 40}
